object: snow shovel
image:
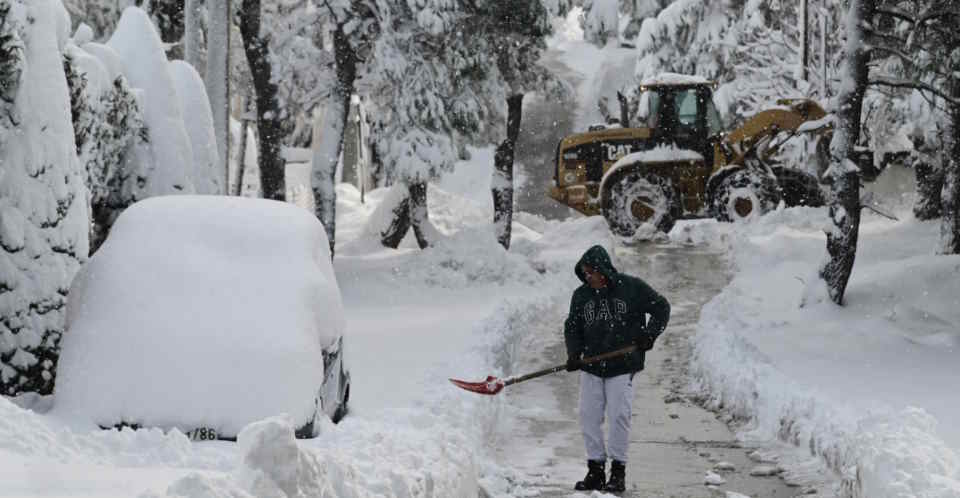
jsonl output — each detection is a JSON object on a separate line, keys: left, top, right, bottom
{"left": 449, "top": 345, "right": 638, "bottom": 395}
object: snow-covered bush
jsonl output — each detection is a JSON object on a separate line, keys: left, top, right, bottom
{"left": 0, "top": 0, "right": 89, "bottom": 396}
{"left": 62, "top": 43, "right": 147, "bottom": 252}
{"left": 169, "top": 60, "right": 221, "bottom": 195}
{"left": 56, "top": 196, "right": 345, "bottom": 437}
{"left": 106, "top": 6, "right": 194, "bottom": 196}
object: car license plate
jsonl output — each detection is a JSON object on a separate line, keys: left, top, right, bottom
{"left": 186, "top": 427, "right": 219, "bottom": 441}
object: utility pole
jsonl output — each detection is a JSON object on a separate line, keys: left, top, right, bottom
{"left": 800, "top": 0, "right": 809, "bottom": 85}
{"left": 820, "top": 8, "right": 828, "bottom": 98}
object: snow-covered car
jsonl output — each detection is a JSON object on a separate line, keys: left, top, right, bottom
{"left": 55, "top": 196, "right": 350, "bottom": 440}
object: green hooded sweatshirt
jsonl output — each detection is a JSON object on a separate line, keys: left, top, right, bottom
{"left": 563, "top": 245, "right": 671, "bottom": 378}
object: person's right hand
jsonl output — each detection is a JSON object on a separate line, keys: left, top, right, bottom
{"left": 565, "top": 357, "right": 581, "bottom": 372}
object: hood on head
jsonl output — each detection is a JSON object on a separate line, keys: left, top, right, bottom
{"left": 575, "top": 245, "right": 619, "bottom": 284}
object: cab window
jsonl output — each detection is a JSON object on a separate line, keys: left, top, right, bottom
{"left": 705, "top": 97, "right": 723, "bottom": 136}
{"left": 675, "top": 89, "right": 698, "bottom": 126}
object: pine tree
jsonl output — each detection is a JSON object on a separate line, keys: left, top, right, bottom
{"left": 581, "top": 0, "right": 619, "bottom": 46}
{"left": 0, "top": 0, "right": 89, "bottom": 395}
{"left": 62, "top": 48, "right": 147, "bottom": 252}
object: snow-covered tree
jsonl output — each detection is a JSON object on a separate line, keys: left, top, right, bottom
{"left": 464, "top": 0, "right": 557, "bottom": 249}
{"left": 170, "top": 60, "right": 221, "bottom": 194}
{"left": 107, "top": 7, "right": 195, "bottom": 196}
{"left": 0, "top": 0, "right": 89, "bottom": 395}
{"left": 62, "top": 44, "right": 147, "bottom": 252}
{"left": 633, "top": 0, "right": 737, "bottom": 85}
{"left": 62, "top": 0, "right": 128, "bottom": 40}
{"left": 816, "top": 0, "right": 876, "bottom": 305}
{"left": 237, "top": 0, "right": 286, "bottom": 201}
{"left": 865, "top": 0, "right": 960, "bottom": 252}
{"left": 581, "top": 0, "right": 619, "bottom": 46}
{"left": 362, "top": 0, "right": 559, "bottom": 250}
{"left": 363, "top": 0, "right": 465, "bottom": 249}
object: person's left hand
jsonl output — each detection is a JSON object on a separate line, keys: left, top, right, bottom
{"left": 636, "top": 333, "right": 655, "bottom": 351}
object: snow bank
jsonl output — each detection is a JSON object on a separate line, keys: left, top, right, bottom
{"left": 56, "top": 196, "right": 343, "bottom": 436}
{"left": 682, "top": 207, "right": 960, "bottom": 497}
{"left": 107, "top": 6, "right": 194, "bottom": 196}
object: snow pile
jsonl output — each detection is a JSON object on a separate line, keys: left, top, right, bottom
{"left": 682, "top": 207, "right": 960, "bottom": 497}
{"left": 56, "top": 196, "right": 343, "bottom": 436}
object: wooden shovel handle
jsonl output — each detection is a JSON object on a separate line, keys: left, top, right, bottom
{"left": 502, "top": 345, "right": 638, "bottom": 387}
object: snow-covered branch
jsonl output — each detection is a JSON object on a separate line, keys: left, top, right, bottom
{"left": 867, "top": 78, "right": 960, "bottom": 106}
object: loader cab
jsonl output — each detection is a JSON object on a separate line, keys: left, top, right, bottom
{"left": 635, "top": 82, "right": 724, "bottom": 168}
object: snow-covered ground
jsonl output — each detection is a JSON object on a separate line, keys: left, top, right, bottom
{"left": 0, "top": 147, "right": 612, "bottom": 497}
{"left": 673, "top": 168, "right": 960, "bottom": 497}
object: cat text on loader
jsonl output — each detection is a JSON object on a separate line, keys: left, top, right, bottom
{"left": 549, "top": 75, "right": 830, "bottom": 236}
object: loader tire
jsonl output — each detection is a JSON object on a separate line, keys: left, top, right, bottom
{"left": 774, "top": 168, "right": 824, "bottom": 207}
{"left": 603, "top": 172, "right": 677, "bottom": 236}
{"left": 710, "top": 167, "right": 780, "bottom": 223}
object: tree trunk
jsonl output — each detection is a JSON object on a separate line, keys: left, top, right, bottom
{"left": 408, "top": 181, "right": 433, "bottom": 249}
{"left": 817, "top": 0, "right": 874, "bottom": 305}
{"left": 379, "top": 181, "right": 434, "bottom": 249}
{"left": 311, "top": 26, "right": 358, "bottom": 257}
{"left": 939, "top": 87, "right": 960, "bottom": 254}
{"left": 913, "top": 158, "right": 943, "bottom": 220}
{"left": 493, "top": 94, "right": 523, "bottom": 249}
{"left": 239, "top": 0, "right": 285, "bottom": 201}
{"left": 380, "top": 184, "right": 412, "bottom": 249}
{"left": 206, "top": 0, "right": 230, "bottom": 191}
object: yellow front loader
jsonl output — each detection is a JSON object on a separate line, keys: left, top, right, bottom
{"left": 550, "top": 76, "right": 831, "bottom": 235}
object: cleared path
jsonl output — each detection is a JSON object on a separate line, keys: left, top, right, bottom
{"left": 492, "top": 244, "right": 819, "bottom": 497}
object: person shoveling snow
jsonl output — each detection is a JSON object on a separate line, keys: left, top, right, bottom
{"left": 452, "top": 245, "right": 670, "bottom": 493}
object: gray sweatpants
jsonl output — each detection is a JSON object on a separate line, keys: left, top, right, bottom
{"left": 579, "top": 371, "right": 636, "bottom": 462}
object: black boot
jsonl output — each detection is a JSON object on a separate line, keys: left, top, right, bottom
{"left": 574, "top": 460, "right": 606, "bottom": 491}
{"left": 604, "top": 460, "right": 626, "bottom": 492}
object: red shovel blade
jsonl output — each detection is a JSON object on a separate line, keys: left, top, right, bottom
{"left": 449, "top": 375, "right": 505, "bottom": 395}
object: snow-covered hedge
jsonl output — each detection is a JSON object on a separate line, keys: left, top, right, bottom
{"left": 0, "top": 0, "right": 88, "bottom": 396}
{"left": 56, "top": 196, "right": 344, "bottom": 436}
